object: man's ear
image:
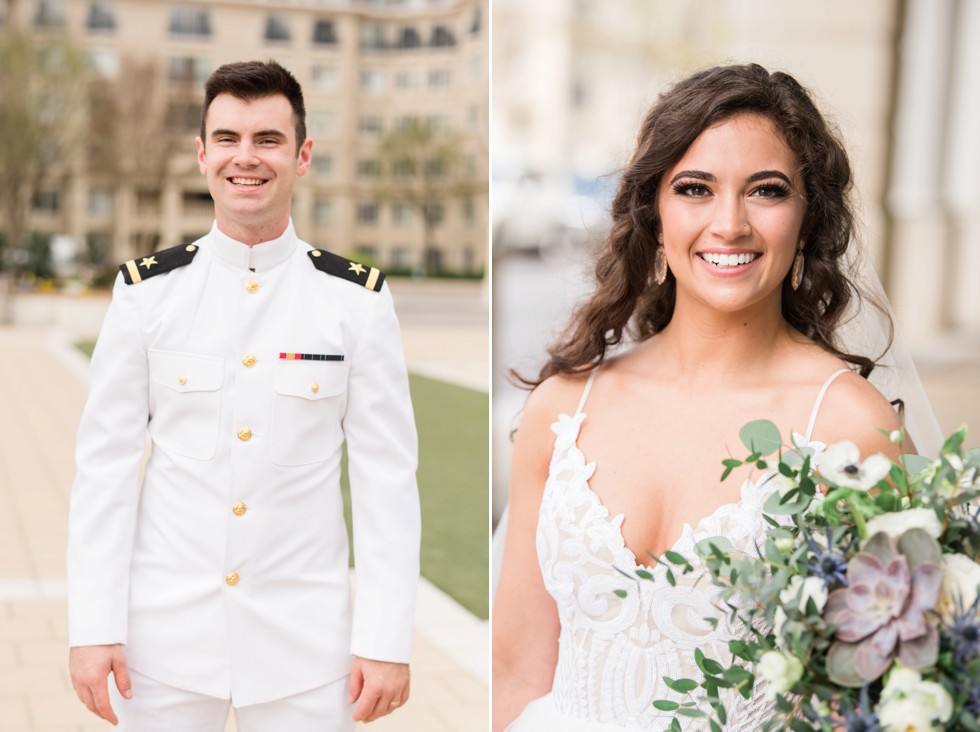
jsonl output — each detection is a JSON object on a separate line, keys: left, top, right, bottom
{"left": 195, "top": 137, "right": 207, "bottom": 175}
{"left": 296, "top": 138, "right": 313, "bottom": 177}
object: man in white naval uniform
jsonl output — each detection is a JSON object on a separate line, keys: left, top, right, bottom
{"left": 67, "top": 61, "right": 420, "bottom": 730}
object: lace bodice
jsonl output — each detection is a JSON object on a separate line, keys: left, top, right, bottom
{"left": 536, "top": 407, "right": 830, "bottom": 730}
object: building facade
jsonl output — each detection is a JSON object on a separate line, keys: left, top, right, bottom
{"left": 3, "top": 0, "right": 488, "bottom": 276}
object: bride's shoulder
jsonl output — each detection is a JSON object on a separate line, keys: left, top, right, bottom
{"left": 814, "top": 366, "right": 903, "bottom": 460}
{"left": 523, "top": 371, "right": 593, "bottom": 423}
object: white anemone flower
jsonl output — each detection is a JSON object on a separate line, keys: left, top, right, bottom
{"left": 818, "top": 440, "right": 891, "bottom": 490}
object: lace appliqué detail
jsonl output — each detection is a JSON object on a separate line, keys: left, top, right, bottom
{"left": 537, "top": 414, "right": 827, "bottom": 730}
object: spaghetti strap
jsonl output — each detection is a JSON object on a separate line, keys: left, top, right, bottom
{"left": 804, "top": 368, "right": 850, "bottom": 442}
{"left": 573, "top": 368, "right": 599, "bottom": 416}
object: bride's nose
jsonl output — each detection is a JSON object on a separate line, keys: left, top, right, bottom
{"left": 709, "top": 195, "right": 750, "bottom": 241}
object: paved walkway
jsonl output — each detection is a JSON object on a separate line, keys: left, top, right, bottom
{"left": 0, "top": 282, "right": 489, "bottom": 731}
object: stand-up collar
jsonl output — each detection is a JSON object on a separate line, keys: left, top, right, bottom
{"left": 206, "top": 220, "right": 298, "bottom": 271}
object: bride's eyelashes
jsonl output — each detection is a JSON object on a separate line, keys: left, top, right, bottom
{"left": 669, "top": 180, "right": 792, "bottom": 199}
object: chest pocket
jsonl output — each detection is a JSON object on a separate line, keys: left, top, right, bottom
{"left": 148, "top": 349, "right": 224, "bottom": 460}
{"left": 270, "top": 360, "right": 349, "bottom": 466}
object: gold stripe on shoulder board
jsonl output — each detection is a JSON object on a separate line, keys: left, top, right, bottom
{"left": 125, "top": 260, "right": 142, "bottom": 284}
{"left": 365, "top": 267, "right": 380, "bottom": 291}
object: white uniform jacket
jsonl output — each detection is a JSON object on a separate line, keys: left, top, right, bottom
{"left": 67, "top": 222, "right": 421, "bottom": 705}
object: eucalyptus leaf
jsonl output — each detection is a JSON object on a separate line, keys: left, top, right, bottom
{"left": 652, "top": 700, "right": 680, "bottom": 711}
{"left": 902, "top": 453, "right": 933, "bottom": 476}
{"left": 740, "top": 420, "right": 782, "bottom": 456}
{"left": 663, "top": 677, "right": 699, "bottom": 694}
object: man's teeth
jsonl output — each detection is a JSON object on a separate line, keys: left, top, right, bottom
{"left": 699, "top": 252, "right": 759, "bottom": 267}
{"left": 231, "top": 178, "right": 264, "bottom": 186}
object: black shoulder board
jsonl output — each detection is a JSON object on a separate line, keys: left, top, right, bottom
{"left": 120, "top": 243, "right": 200, "bottom": 285}
{"left": 307, "top": 249, "right": 385, "bottom": 292}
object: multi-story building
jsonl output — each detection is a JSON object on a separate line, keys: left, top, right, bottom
{"left": 2, "top": 0, "right": 488, "bottom": 276}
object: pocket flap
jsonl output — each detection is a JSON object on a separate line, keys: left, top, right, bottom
{"left": 274, "top": 360, "right": 348, "bottom": 400}
{"left": 149, "top": 349, "right": 225, "bottom": 393}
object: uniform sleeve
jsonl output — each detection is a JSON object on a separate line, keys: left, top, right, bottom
{"left": 67, "top": 274, "right": 149, "bottom": 647}
{"left": 344, "top": 283, "right": 421, "bottom": 662}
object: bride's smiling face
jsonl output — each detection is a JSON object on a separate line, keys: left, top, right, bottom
{"left": 657, "top": 112, "right": 806, "bottom": 316}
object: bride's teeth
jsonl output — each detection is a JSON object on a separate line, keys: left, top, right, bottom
{"left": 700, "top": 252, "right": 758, "bottom": 267}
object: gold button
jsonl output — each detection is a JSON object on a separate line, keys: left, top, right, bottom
{"left": 232, "top": 502, "right": 247, "bottom": 516}
{"left": 225, "top": 572, "right": 240, "bottom": 586}
{"left": 186, "top": 244, "right": 197, "bottom": 252}
{"left": 245, "top": 279, "right": 260, "bottom": 294}
{"left": 242, "top": 354, "right": 257, "bottom": 368}
{"left": 311, "top": 382, "right": 320, "bottom": 394}
{"left": 177, "top": 375, "right": 187, "bottom": 385}
{"left": 311, "top": 250, "right": 322, "bottom": 258}
{"left": 237, "top": 427, "right": 252, "bottom": 442}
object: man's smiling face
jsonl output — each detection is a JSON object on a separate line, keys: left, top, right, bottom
{"left": 196, "top": 93, "right": 312, "bottom": 243}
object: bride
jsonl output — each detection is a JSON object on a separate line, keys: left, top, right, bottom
{"left": 492, "top": 64, "right": 926, "bottom": 730}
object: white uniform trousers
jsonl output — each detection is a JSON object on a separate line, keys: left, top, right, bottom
{"left": 108, "top": 670, "right": 355, "bottom": 731}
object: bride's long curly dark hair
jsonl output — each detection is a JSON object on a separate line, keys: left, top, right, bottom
{"left": 524, "top": 63, "right": 888, "bottom": 387}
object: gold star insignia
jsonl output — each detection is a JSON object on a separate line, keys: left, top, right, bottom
{"left": 348, "top": 262, "right": 366, "bottom": 276}
{"left": 140, "top": 256, "right": 158, "bottom": 269}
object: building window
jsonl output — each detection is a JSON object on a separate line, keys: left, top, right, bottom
{"left": 462, "top": 246, "right": 476, "bottom": 272}
{"left": 359, "top": 116, "right": 383, "bottom": 137}
{"left": 169, "top": 6, "right": 211, "bottom": 37}
{"left": 166, "top": 100, "right": 200, "bottom": 131}
{"left": 392, "top": 160, "right": 415, "bottom": 179}
{"left": 360, "top": 69, "right": 385, "bottom": 94}
{"left": 312, "top": 155, "right": 333, "bottom": 177}
{"left": 360, "top": 23, "right": 386, "bottom": 50}
{"left": 395, "top": 115, "right": 418, "bottom": 131}
{"left": 33, "top": 190, "right": 61, "bottom": 214}
{"left": 168, "top": 56, "right": 208, "bottom": 84}
{"left": 87, "top": 188, "right": 114, "bottom": 217}
{"left": 314, "top": 198, "right": 331, "bottom": 226}
{"left": 462, "top": 198, "right": 474, "bottom": 224}
{"left": 397, "top": 27, "right": 420, "bottom": 49}
{"left": 430, "top": 25, "right": 455, "bottom": 48}
{"left": 395, "top": 69, "right": 419, "bottom": 90}
{"left": 357, "top": 159, "right": 381, "bottom": 179}
{"left": 425, "top": 203, "right": 444, "bottom": 226}
{"left": 309, "top": 111, "right": 335, "bottom": 137}
{"left": 391, "top": 247, "right": 411, "bottom": 269}
{"left": 182, "top": 191, "right": 213, "bottom": 209}
{"left": 470, "top": 6, "right": 481, "bottom": 36}
{"left": 427, "top": 114, "right": 450, "bottom": 134}
{"left": 34, "top": 0, "right": 66, "bottom": 29}
{"left": 393, "top": 203, "right": 413, "bottom": 225}
{"left": 463, "top": 154, "right": 476, "bottom": 177}
{"left": 356, "top": 245, "right": 378, "bottom": 263}
{"left": 313, "top": 18, "right": 337, "bottom": 45}
{"left": 428, "top": 69, "right": 451, "bottom": 90}
{"left": 312, "top": 64, "right": 338, "bottom": 92}
{"left": 357, "top": 202, "right": 378, "bottom": 225}
{"left": 426, "top": 159, "right": 447, "bottom": 179}
{"left": 265, "top": 14, "right": 290, "bottom": 42}
{"left": 86, "top": 2, "right": 116, "bottom": 32}
{"left": 88, "top": 48, "right": 119, "bottom": 78}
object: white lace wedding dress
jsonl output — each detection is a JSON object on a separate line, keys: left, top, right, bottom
{"left": 505, "top": 369, "right": 845, "bottom": 731}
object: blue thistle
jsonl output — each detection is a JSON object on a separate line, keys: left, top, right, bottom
{"left": 801, "top": 525, "right": 852, "bottom": 589}
{"left": 834, "top": 687, "right": 885, "bottom": 732}
{"left": 942, "top": 592, "right": 980, "bottom": 667}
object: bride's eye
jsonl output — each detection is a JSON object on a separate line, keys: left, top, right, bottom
{"left": 751, "top": 183, "right": 791, "bottom": 199}
{"left": 672, "top": 182, "right": 711, "bottom": 198}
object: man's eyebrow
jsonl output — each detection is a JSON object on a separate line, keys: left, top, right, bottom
{"left": 254, "top": 129, "right": 288, "bottom": 139}
{"left": 209, "top": 129, "right": 239, "bottom": 139}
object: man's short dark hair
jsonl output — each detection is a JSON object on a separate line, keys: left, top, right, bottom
{"left": 200, "top": 60, "right": 307, "bottom": 151}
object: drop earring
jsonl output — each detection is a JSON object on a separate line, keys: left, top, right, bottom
{"left": 654, "top": 233, "right": 668, "bottom": 285}
{"left": 791, "top": 243, "right": 805, "bottom": 291}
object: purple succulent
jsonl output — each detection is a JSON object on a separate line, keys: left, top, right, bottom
{"left": 824, "top": 528, "right": 943, "bottom": 687}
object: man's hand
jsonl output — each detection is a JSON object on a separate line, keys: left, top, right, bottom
{"left": 348, "top": 656, "right": 410, "bottom": 723}
{"left": 69, "top": 644, "right": 131, "bottom": 726}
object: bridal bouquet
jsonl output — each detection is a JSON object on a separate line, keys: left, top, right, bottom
{"left": 651, "top": 422, "right": 980, "bottom": 731}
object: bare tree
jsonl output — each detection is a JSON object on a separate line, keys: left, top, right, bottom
{"left": 0, "top": 29, "right": 89, "bottom": 270}
{"left": 87, "top": 55, "right": 190, "bottom": 263}
{"left": 375, "top": 119, "right": 477, "bottom": 275}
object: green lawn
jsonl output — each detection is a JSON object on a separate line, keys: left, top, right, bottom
{"left": 77, "top": 343, "right": 489, "bottom": 618}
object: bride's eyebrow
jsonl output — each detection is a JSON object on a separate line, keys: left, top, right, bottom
{"left": 668, "top": 170, "right": 714, "bottom": 185}
{"left": 747, "top": 170, "right": 793, "bottom": 185}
